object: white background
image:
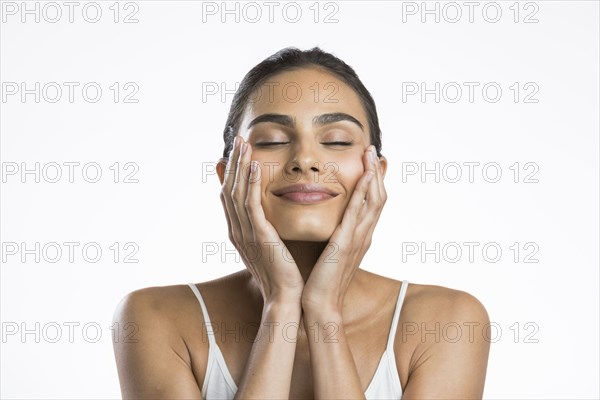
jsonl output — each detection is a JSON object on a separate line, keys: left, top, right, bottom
{"left": 1, "top": 1, "right": 598, "bottom": 398}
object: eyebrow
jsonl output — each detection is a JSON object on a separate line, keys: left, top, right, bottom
{"left": 247, "top": 112, "right": 364, "bottom": 131}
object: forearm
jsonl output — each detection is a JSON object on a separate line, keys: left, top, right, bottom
{"left": 303, "top": 309, "right": 366, "bottom": 400}
{"left": 234, "top": 300, "right": 302, "bottom": 400}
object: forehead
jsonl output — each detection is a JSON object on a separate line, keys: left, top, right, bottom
{"left": 242, "top": 66, "right": 368, "bottom": 127}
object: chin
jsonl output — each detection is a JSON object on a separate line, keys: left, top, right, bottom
{"left": 272, "top": 218, "right": 336, "bottom": 242}
{"left": 277, "top": 228, "right": 334, "bottom": 242}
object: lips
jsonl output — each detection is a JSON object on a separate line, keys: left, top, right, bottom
{"left": 272, "top": 184, "right": 339, "bottom": 204}
{"left": 273, "top": 183, "right": 338, "bottom": 196}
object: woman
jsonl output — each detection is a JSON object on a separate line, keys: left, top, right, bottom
{"left": 113, "top": 47, "right": 491, "bottom": 399}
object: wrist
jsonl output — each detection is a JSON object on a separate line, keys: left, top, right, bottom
{"left": 301, "top": 295, "right": 342, "bottom": 316}
{"left": 263, "top": 294, "right": 302, "bottom": 312}
{"left": 301, "top": 302, "right": 343, "bottom": 323}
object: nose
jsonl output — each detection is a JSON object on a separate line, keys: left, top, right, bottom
{"left": 284, "top": 142, "right": 321, "bottom": 182}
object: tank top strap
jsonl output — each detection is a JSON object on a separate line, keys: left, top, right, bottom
{"left": 386, "top": 280, "right": 409, "bottom": 352}
{"left": 187, "top": 283, "right": 217, "bottom": 346}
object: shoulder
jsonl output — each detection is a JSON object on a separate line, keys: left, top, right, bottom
{"left": 112, "top": 270, "right": 256, "bottom": 348}
{"left": 112, "top": 284, "right": 202, "bottom": 364}
{"left": 398, "top": 282, "right": 491, "bottom": 349}
{"left": 358, "top": 272, "right": 489, "bottom": 323}
{"left": 402, "top": 282, "right": 490, "bottom": 324}
{"left": 114, "top": 269, "right": 252, "bottom": 318}
{"left": 112, "top": 283, "right": 210, "bottom": 397}
{"left": 112, "top": 274, "right": 246, "bottom": 337}
{"left": 395, "top": 282, "right": 491, "bottom": 398}
{"left": 113, "top": 284, "right": 197, "bottom": 327}
{"left": 112, "top": 272, "right": 252, "bottom": 397}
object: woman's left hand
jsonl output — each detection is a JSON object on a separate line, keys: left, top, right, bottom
{"left": 301, "top": 145, "right": 387, "bottom": 315}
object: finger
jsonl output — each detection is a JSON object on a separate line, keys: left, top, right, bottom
{"left": 222, "top": 136, "right": 243, "bottom": 244}
{"left": 246, "top": 156, "right": 269, "bottom": 237}
{"left": 358, "top": 146, "right": 386, "bottom": 245}
{"left": 339, "top": 169, "right": 374, "bottom": 232}
{"left": 369, "top": 145, "right": 387, "bottom": 212}
{"left": 321, "top": 147, "right": 383, "bottom": 268}
{"left": 363, "top": 146, "right": 382, "bottom": 211}
{"left": 323, "top": 173, "right": 370, "bottom": 269}
{"left": 219, "top": 188, "right": 235, "bottom": 245}
{"left": 351, "top": 147, "right": 384, "bottom": 242}
{"left": 232, "top": 139, "right": 254, "bottom": 241}
{"left": 223, "top": 136, "right": 241, "bottom": 192}
{"left": 338, "top": 146, "right": 376, "bottom": 228}
{"left": 373, "top": 147, "right": 387, "bottom": 201}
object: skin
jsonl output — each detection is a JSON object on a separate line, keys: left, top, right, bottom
{"left": 112, "top": 67, "right": 491, "bottom": 399}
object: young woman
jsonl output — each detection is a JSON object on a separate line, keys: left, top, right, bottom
{"left": 113, "top": 47, "right": 491, "bottom": 399}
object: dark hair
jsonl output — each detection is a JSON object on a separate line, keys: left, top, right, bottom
{"left": 222, "top": 46, "right": 383, "bottom": 158}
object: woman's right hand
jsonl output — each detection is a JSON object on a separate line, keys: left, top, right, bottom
{"left": 220, "top": 136, "right": 304, "bottom": 305}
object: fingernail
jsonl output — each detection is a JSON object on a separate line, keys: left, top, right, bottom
{"left": 242, "top": 142, "right": 248, "bottom": 154}
{"left": 367, "top": 171, "right": 375, "bottom": 182}
{"left": 369, "top": 150, "right": 376, "bottom": 164}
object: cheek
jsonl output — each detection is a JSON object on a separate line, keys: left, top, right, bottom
{"left": 334, "top": 158, "right": 365, "bottom": 193}
{"left": 255, "top": 159, "right": 277, "bottom": 192}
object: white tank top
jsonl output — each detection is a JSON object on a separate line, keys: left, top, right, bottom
{"left": 188, "top": 280, "right": 409, "bottom": 399}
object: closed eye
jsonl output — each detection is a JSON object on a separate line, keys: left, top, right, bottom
{"left": 323, "top": 142, "right": 353, "bottom": 146}
{"left": 254, "top": 142, "right": 290, "bottom": 147}
{"left": 254, "top": 141, "right": 353, "bottom": 147}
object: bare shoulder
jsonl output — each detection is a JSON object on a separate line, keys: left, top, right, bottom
{"left": 113, "top": 283, "right": 200, "bottom": 329}
{"left": 358, "top": 271, "right": 488, "bottom": 323}
{"left": 112, "top": 283, "right": 204, "bottom": 397}
{"left": 113, "top": 270, "right": 253, "bottom": 349}
{"left": 111, "top": 271, "right": 251, "bottom": 398}
{"left": 112, "top": 283, "right": 206, "bottom": 369}
{"left": 394, "top": 281, "right": 491, "bottom": 398}
{"left": 114, "top": 269, "right": 252, "bottom": 321}
{"left": 401, "top": 281, "right": 490, "bottom": 324}
{"left": 397, "top": 281, "right": 491, "bottom": 350}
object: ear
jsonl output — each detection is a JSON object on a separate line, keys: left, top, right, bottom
{"left": 217, "top": 158, "right": 228, "bottom": 185}
{"left": 378, "top": 155, "right": 388, "bottom": 180}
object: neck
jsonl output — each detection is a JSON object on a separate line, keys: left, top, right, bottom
{"left": 242, "top": 240, "right": 372, "bottom": 325}
{"left": 282, "top": 240, "right": 328, "bottom": 283}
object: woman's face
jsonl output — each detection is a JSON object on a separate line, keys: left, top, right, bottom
{"left": 222, "top": 66, "right": 386, "bottom": 242}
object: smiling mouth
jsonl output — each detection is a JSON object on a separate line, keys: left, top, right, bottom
{"left": 276, "top": 192, "right": 339, "bottom": 204}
